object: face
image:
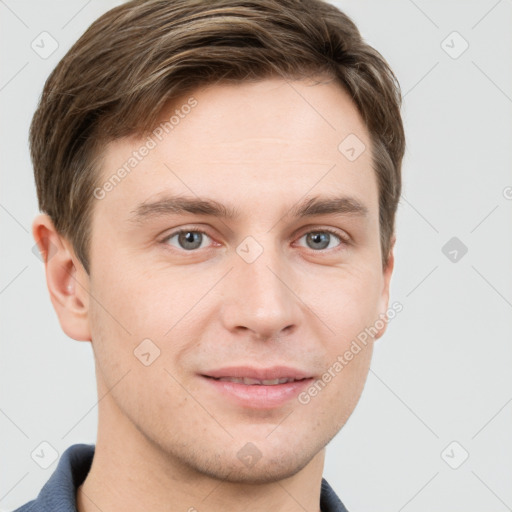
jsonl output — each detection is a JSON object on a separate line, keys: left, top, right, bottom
{"left": 69, "top": 77, "right": 393, "bottom": 483}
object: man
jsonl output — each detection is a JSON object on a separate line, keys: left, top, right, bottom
{"left": 16, "top": 0, "right": 405, "bottom": 510}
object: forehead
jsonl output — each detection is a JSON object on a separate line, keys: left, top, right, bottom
{"left": 95, "top": 76, "right": 376, "bottom": 220}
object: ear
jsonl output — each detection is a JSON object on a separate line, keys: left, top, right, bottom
{"left": 373, "top": 235, "right": 396, "bottom": 341}
{"left": 32, "top": 213, "right": 91, "bottom": 342}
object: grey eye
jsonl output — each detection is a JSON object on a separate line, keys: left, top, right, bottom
{"left": 301, "top": 231, "right": 341, "bottom": 251}
{"left": 166, "top": 231, "right": 209, "bottom": 250}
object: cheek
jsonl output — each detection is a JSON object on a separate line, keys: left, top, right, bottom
{"left": 304, "top": 263, "right": 384, "bottom": 339}
{"left": 299, "top": 264, "right": 381, "bottom": 413}
{"left": 89, "top": 255, "right": 188, "bottom": 335}
{"left": 298, "top": 338, "right": 373, "bottom": 437}
{"left": 88, "top": 259, "right": 212, "bottom": 377}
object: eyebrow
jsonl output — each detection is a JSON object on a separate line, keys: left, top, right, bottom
{"left": 128, "top": 194, "right": 369, "bottom": 224}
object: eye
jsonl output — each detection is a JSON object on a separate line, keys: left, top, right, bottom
{"left": 296, "top": 229, "right": 346, "bottom": 251}
{"left": 160, "top": 226, "right": 348, "bottom": 254}
{"left": 162, "top": 229, "right": 212, "bottom": 251}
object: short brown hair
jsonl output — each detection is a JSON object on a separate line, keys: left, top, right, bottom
{"left": 30, "top": 0, "right": 405, "bottom": 274}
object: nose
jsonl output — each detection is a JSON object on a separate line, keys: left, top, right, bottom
{"left": 219, "top": 241, "right": 301, "bottom": 341}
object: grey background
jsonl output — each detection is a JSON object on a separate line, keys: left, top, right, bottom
{"left": 1, "top": 1, "right": 511, "bottom": 511}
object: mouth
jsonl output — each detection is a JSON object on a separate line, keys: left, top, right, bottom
{"left": 200, "top": 366, "right": 314, "bottom": 408}
{"left": 202, "top": 365, "right": 312, "bottom": 381}
{"left": 206, "top": 376, "right": 307, "bottom": 385}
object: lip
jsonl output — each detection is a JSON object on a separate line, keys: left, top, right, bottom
{"left": 202, "top": 365, "right": 312, "bottom": 381}
{"left": 200, "top": 366, "right": 314, "bottom": 409}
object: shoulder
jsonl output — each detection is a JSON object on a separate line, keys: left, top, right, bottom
{"left": 10, "top": 443, "right": 95, "bottom": 512}
{"left": 11, "top": 501, "right": 37, "bottom": 512}
{"left": 320, "top": 478, "right": 350, "bottom": 512}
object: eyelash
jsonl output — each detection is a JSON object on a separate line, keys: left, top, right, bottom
{"left": 159, "top": 225, "right": 350, "bottom": 253}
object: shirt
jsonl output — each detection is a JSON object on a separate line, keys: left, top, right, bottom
{"left": 12, "top": 443, "right": 349, "bottom": 512}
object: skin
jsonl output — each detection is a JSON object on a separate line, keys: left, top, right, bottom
{"left": 33, "top": 76, "right": 394, "bottom": 512}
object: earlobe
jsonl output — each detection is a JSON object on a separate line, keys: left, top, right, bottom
{"left": 32, "top": 213, "right": 92, "bottom": 342}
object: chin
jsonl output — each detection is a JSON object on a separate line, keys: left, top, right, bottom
{"left": 196, "top": 450, "right": 315, "bottom": 484}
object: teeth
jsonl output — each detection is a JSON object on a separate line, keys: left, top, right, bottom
{"left": 218, "top": 377, "right": 244, "bottom": 384}
{"left": 243, "top": 377, "right": 263, "bottom": 385}
{"left": 216, "top": 377, "right": 297, "bottom": 385}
